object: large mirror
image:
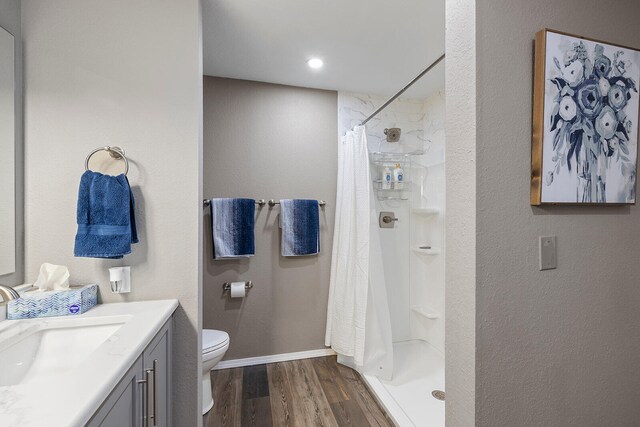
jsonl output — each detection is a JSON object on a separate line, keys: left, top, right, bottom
{"left": 0, "top": 25, "right": 15, "bottom": 276}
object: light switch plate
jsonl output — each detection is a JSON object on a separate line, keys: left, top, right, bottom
{"left": 539, "top": 236, "right": 557, "bottom": 270}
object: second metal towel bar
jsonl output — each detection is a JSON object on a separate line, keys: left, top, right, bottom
{"left": 268, "top": 199, "right": 326, "bottom": 207}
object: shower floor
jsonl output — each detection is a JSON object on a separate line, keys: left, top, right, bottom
{"left": 363, "top": 340, "right": 445, "bottom": 426}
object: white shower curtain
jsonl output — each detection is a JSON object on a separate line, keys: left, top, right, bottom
{"left": 325, "top": 125, "right": 393, "bottom": 379}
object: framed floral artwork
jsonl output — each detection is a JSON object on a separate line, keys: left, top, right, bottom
{"left": 531, "top": 29, "right": 640, "bottom": 205}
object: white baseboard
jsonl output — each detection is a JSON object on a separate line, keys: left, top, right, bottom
{"left": 213, "top": 348, "right": 336, "bottom": 370}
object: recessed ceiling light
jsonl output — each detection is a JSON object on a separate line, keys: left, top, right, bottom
{"left": 307, "top": 58, "right": 323, "bottom": 69}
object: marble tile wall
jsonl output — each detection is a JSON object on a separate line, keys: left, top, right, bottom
{"left": 338, "top": 92, "right": 426, "bottom": 154}
{"left": 337, "top": 90, "right": 446, "bottom": 352}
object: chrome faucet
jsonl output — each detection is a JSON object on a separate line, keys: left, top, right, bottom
{"left": 0, "top": 285, "right": 20, "bottom": 302}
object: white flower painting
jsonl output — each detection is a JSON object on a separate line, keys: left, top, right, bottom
{"left": 534, "top": 30, "right": 640, "bottom": 204}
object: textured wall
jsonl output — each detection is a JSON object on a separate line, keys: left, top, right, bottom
{"left": 475, "top": 0, "right": 640, "bottom": 425}
{"left": 22, "top": 1, "right": 203, "bottom": 423}
{"left": 0, "top": 0, "right": 23, "bottom": 286}
{"left": 445, "top": 0, "right": 476, "bottom": 425}
{"left": 203, "top": 77, "right": 337, "bottom": 360}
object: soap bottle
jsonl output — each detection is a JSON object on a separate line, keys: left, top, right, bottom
{"left": 382, "top": 166, "right": 392, "bottom": 189}
{"left": 393, "top": 163, "right": 404, "bottom": 190}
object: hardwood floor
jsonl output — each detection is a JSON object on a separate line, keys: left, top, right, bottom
{"left": 203, "top": 356, "right": 393, "bottom": 427}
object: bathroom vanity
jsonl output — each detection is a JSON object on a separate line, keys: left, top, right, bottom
{"left": 0, "top": 299, "right": 178, "bottom": 427}
{"left": 88, "top": 310, "right": 173, "bottom": 427}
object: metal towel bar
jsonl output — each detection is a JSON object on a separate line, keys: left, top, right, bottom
{"left": 268, "top": 199, "right": 326, "bottom": 207}
{"left": 202, "top": 199, "right": 326, "bottom": 208}
{"left": 203, "top": 199, "right": 265, "bottom": 207}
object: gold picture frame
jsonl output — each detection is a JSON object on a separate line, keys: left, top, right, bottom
{"left": 531, "top": 29, "right": 640, "bottom": 205}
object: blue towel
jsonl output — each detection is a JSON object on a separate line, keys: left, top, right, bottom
{"left": 74, "top": 171, "right": 138, "bottom": 259}
{"left": 280, "top": 199, "right": 319, "bottom": 256}
{"left": 210, "top": 198, "right": 255, "bottom": 259}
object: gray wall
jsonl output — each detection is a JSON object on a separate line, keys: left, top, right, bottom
{"left": 474, "top": 0, "right": 640, "bottom": 425}
{"left": 22, "top": 1, "right": 203, "bottom": 424}
{"left": 0, "top": 0, "right": 23, "bottom": 286}
{"left": 203, "top": 77, "right": 337, "bottom": 360}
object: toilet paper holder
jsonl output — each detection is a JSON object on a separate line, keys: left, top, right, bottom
{"left": 222, "top": 281, "right": 253, "bottom": 292}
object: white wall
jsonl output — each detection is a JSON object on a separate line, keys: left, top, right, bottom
{"left": 445, "top": 0, "right": 476, "bottom": 425}
{"left": 22, "top": 1, "right": 203, "bottom": 424}
{"left": 339, "top": 91, "right": 446, "bottom": 353}
{"left": 0, "top": 0, "right": 23, "bottom": 286}
{"left": 339, "top": 92, "right": 424, "bottom": 343}
{"left": 411, "top": 90, "right": 445, "bottom": 354}
{"left": 474, "top": 0, "right": 640, "bottom": 425}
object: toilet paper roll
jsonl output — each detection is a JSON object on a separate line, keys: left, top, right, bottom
{"left": 230, "top": 282, "right": 246, "bottom": 298}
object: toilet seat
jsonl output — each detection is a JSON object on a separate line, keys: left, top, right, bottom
{"left": 203, "top": 329, "right": 229, "bottom": 354}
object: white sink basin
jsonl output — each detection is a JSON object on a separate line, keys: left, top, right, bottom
{"left": 0, "top": 315, "right": 130, "bottom": 386}
{"left": 0, "top": 300, "right": 177, "bottom": 427}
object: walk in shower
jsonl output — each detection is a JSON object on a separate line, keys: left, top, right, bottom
{"left": 328, "top": 58, "right": 446, "bottom": 426}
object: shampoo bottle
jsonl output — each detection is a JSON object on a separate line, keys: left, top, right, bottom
{"left": 382, "top": 166, "right": 392, "bottom": 189}
{"left": 393, "top": 163, "right": 404, "bottom": 190}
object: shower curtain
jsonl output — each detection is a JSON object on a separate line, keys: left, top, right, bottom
{"left": 325, "top": 125, "right": 393, "bottom": 380}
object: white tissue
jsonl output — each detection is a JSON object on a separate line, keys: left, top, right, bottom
{"left": 230, "top": 282, "right": 246, "bottom": 298}
{"left": 33, "top": 263, "right": 70, "bottom": 291}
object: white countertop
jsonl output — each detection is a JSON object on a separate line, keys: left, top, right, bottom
{"left": 0, "top": 299, "right": 178, "bottom": 427}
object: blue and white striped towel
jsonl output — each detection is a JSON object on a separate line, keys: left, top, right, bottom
{"left": 280, "top": 199, "right": 320, "bottom": 256}
{"left": 210, "top": 198, "right": 255, "bottom": 259}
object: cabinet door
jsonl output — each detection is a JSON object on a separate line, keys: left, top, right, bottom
{"left": 87, "top": 356, "right": 143, "bottom": 427}
{"left": 142, "top": 319, "right": 172, "bottom": 427}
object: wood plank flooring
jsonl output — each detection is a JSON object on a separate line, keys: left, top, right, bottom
{"left": 203, "top": 356, "right": 393, "bottom": 427}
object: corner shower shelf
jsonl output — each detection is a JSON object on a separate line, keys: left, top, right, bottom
{"left": 371, "top": 151, "right": 419, "bottom": 201}
{"left": 411, "top": 305, "right": 440, "bottom": 319}
{"left": 369, "top": 151, "right": 422, "bottom": 167}
{"left": 373, "top": 179, "right": 410, "bottom": 191}
{"left": 412, "top": 245, "right": 440, "bottom": 255}
{"left": 377, "top": 195, "right": 410, "bottom": 201}
{"left": 373, "top": 180, "right": 410, "bottom": 201}
{"left": 411, "top": 207, "right": 439, "bottom": 217}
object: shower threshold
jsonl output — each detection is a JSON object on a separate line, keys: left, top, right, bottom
{"left": 362, "top": 340, "right": 444, "bottom": 426}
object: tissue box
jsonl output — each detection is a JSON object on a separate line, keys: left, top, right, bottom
{"left": 7, "top": 284, "right": 98, "bottom": 320}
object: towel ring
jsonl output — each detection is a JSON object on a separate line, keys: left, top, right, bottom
{"left": 85, "top": 146, "right": 129, "bottom": 175}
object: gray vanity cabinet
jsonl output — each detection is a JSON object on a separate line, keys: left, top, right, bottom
{"left": 142, "top": 319, "right": 172, "bottom": 427}
{"left": 88, "top": 357, "right": 143, "bottom": 427}
{"left": 87, "top": 318, "right": 173, "bottom": 427}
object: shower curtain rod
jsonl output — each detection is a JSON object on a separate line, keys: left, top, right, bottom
{"left": 360, "top": 53, "right": 446, "bottom": 126}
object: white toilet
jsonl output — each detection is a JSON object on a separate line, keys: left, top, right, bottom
{"left": 202, "top": 329, "right": 230, "bottom": 415}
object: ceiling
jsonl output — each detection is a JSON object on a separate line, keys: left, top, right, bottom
{"left": 202, "top": 0, "right": 445, "bottom": 99}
